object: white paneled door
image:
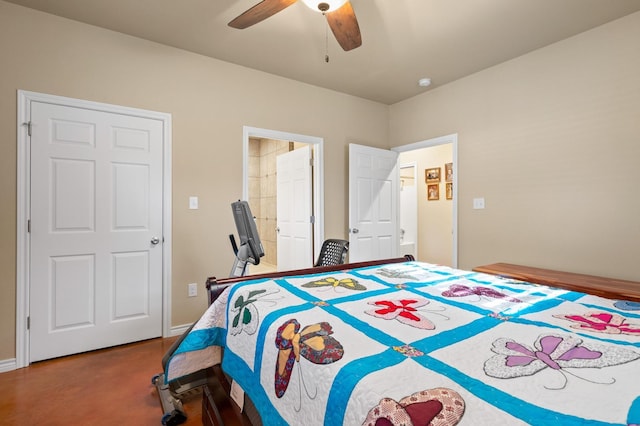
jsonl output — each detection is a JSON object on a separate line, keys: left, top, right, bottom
{"left": 29, "top": 101, "right": 164, "bottom": 362}
{"left": 348, "top": 144, "right": 399, "bottom": 262}
{"left": 276, "top": 145, "right": 313, "bottom": 271}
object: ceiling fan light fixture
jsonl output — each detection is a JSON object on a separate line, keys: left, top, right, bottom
{"left": 301, "top": 0, "right": 348, "bottom": 13}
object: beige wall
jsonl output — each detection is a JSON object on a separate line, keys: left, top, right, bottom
{"left": 390, "top": 11, "right": 640, "bottom": 281}
{"left": 399, "top": 144, "right": 453, "bottom": 266}
{"left": 0, "top": 2, "right": 389, "bottom": 361}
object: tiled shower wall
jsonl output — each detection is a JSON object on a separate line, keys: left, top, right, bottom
{"left": 248, "top": 137, "right": 293, "bottom": 266}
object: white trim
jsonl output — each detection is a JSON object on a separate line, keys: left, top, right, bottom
{"left": 161, "top": 110, "right": 173, "bottom": 343}
{"left": 0, "top": 358, "right": 17, "bottom": 373}
{"left": 169, "top": 324, "right": 192, "bottom": 337}
{"left": 392, "top": 133, "right": 459, "bottom": 268}
{"left": 16, "top": 90, "right": 172, "bottom": 368}
{"left": 242, "top": 126, "right": 325, "bottom": 258}
{"left": 16, "top": 91, "right": 30, "bottom": 370}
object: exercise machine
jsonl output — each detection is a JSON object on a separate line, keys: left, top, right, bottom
{"left": 228, "top": 200, "right": 265, "bottom": 277}
{"left": 153, "top": 200, "right": 264, "bottom": 425}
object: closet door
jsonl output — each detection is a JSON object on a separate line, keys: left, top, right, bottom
{"left": 29, "top": 101, "right": 164, "bottom": 362}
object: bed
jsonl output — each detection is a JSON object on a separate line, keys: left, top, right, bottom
{"left": 164, "top": 257, "right": 640, "bottom": 425}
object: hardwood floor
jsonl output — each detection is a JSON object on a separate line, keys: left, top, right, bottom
{"left": 0, "top": 337, "right": 205, "bottom": 426}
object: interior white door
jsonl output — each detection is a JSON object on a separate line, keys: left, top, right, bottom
{"left": 348, "top": 144, "right": 399, "bottom": 262}
{"left": 29, "top": 101, "right": 164, "bottom": 362}
{"left": 276, "top": 145, "right": 313, "bottom": 271}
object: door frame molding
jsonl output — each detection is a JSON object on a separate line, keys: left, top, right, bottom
{"left": 16, "top": 90, "right": 172, "bottom": 368}
{"left": 242, "top": 126, "right": 324, "bottom": 259}
{"left": 392, "top": 133, "right": 458, "bottom": 267}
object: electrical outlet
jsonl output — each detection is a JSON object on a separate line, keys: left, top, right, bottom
{"left": 188, "top": 283, "right": 197, "bottom": 297}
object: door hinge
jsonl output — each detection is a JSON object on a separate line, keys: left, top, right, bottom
{"left": 27, "top": 316, "right": 30, "bottom": 330}
{"left": 27, "top": 219, "right": 31, "bottom": 233}
{"left": 23, "top": 121, "right": 32, "bottom": 137}
{"left": 310, "top": 215, "right": 315, "bottom": 224}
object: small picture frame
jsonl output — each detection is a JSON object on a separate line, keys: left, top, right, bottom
{"left": 427, "top": 184, "right": 439, "bottom": 200}
{"left": 445, "top": 163, "right": 453, "bottom": 182}
{"left": 446, "top": 182, "right": 453, "bottom": 200}
{"left": 425, "top": 167, "right": 441, "bottom": 183}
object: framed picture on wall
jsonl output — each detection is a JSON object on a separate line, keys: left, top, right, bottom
{"left": 446, "top": 182, "right": 453, "bottom": 200}
{"left": 425, "top": 167, "right": 441, "bottom": 183}
{"left": 445, "top": 163, "right": 453, "bottom": 182}
{"left": 427, "top": 184, "right": 439, "bottom": 200}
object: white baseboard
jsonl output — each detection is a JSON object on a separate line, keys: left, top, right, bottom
{"left": 0, "top": 358, "right": 17, "bottom": 373}
{"left": 169, "top": 323, "right": 192, "bottom": 337}
{"left": 2, "top": 328, "right": 193, "bottom": 373}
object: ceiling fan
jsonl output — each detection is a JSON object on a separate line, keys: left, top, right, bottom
{"left": 228, "top": 0, "right": 362, "bottom": 51}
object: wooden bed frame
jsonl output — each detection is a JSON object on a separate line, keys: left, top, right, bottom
{"left": 201, "top": 257, "right": 640, "bottom": 425}
{"left": 473, "top": 262, "right": 640, "bottom": 302}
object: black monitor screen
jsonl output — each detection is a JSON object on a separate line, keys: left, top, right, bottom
{"left": 231, "top": 200, "right": 265, "bottom": 262}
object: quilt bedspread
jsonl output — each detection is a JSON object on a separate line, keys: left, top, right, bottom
{"left": 167, "top": 261, "right": 640, "bottom": 425}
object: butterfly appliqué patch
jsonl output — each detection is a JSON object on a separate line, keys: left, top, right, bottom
{"left": 229, "top": 288, "right": 280, "bottom": 336}
{"left": 365, "top": 299, "right": 438, "bottom": 330}
{"left": 363, "top": 388, "right": 465, "bottom": 426}
{"left": 376, "top": 267, "right": 420, "bottom": 281}
{"left": 442, "top": 284, "right": 521, "bottom": 303}
{"left": 302, "top": 276, "right": 367, "bottom": 292}
{"left": 274, "top": 319, "right": 344, "bottom": 400}
{"left": 554, "top": 311, "right": 640, "bottom": 336}
{"left": 484, "top": 333, "right": 640, "bottom": 389}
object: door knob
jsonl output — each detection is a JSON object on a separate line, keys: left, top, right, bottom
{"left": 350, "top": 228, "right": 359, "bottom": 234}
{"left": 150, "top": 237, "right": 160, "bottom": 245}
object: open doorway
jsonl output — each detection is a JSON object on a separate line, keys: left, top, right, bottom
{"left": 399, "top": 163, "right": 418, "bottom": 259}
{"left": 242, "top": 127, "right": 324, "bottom": 273}
{"left": 393, "top": 134, "right": 457, "bottom": 267}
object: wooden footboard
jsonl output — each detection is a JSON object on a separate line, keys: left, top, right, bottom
{"left": 473, "top": 262, "right": 640, "bottom": 302}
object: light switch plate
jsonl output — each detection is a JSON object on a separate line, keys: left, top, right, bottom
{"left": 473, "top": 197, "right": 485, "bottom": 209}
{"left": 189, "top": 196, "right": 198, "bottom": 210}
{"left": 188, "top": 283, "right": 197, "bottom": 297}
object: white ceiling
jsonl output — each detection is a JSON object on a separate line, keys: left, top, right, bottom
{"left": 6, "top": 0, "right": 640, "bottom": 104}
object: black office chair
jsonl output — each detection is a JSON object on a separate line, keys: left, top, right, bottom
{"left": 315, "top": 239, "right": 349, "bottom": 267}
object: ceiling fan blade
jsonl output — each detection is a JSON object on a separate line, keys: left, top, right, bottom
{"left": 228, "top": 0, "right": 298, "bottom": 29}
{"left": 326, "top": 1, "right": 362, "bottom": 51}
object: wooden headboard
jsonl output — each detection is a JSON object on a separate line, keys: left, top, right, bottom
{"left": 205, "top": 255, "right": 415, "bottom": 305}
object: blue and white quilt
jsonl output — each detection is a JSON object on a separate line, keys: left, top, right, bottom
{"left": 165, "top": 261, "right": 640, "bottom": 425}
